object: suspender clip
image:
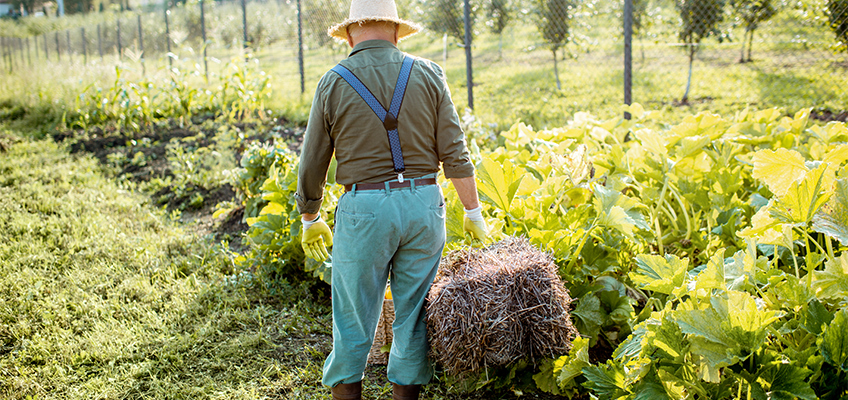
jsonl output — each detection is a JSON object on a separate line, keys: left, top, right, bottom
{"left": 398, "top": 172, "right": 404, "bottom": 183}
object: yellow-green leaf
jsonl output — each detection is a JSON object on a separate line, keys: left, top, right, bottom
{"left": 812, "top": 179, "right": 848, "bottom": 245}
{"left": 635, "top": 129, "right": 667, "bottom": 157}
{"left": 770, "top": 164, "right": 832, "bottom": 225}
{"left": 813, "top": 252, "right": 848, "bottom": 301}
{"left": 630, "top": 254, "right": 689, "bottom": 295}
{"left": 752, "top": 148, "right": 808, "bottom": 197}
{"left": 476, "top": 154, "right": 525, "bottom": 214}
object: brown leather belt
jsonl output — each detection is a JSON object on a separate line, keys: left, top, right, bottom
{"left": 344, "top": 177, "right": 437, "bottom": 192}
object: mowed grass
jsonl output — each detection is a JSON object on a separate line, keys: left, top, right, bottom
{"left": 0, "top": 134, "right": 336, "bottom": 399}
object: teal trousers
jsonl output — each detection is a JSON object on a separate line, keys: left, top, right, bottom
{"left": 322, "top": 175, "right": 445, "bottom": 387}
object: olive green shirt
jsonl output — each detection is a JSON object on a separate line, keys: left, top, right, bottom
{"left": 295, "top": 40, "right": 474, "bottom": 214}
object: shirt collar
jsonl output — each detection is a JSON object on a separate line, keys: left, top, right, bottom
{"left": 348, "top": 40, "right": 398, "bottom": 57}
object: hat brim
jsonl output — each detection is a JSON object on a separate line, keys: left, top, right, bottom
{"left": 328, "top": 17, "right": 422, "bottom": 43}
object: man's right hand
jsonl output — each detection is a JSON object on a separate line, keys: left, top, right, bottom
{"left": 302, "top": 216, "right": 333, "bottom": 262}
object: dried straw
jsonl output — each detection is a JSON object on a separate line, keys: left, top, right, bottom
{"left": 426, "top": 236, "right": 578, "bottom": 376}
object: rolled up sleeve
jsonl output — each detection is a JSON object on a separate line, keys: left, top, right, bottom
{"left": 434, "top": 67, "right": 474, "bottom": 179}
{"left": 295, "top": 84, "right": 334, "bottom": 215}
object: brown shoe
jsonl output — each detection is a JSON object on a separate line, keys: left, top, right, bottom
{"left": 392, "top": 383, "right": 421, "bottom": 400}
{"left": 331, "top": 381, "right": 362, "bottom": 400}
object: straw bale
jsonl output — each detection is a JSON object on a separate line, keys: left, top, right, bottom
{"left": 426, "top": 236, "right": 578, "bottom": 376}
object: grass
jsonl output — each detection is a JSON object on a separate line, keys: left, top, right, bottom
{"left": 0, "top": 134, "right": 334, "bottom": 399}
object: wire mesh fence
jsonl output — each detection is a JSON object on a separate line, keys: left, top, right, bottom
{"left": 1, "top": 0, "right": 846, "bottom": 123}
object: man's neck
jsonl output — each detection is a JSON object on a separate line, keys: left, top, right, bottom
{"left": 348, "top": 31, "right": 398, "bottom": 47}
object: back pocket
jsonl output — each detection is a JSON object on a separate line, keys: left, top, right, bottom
{"left": 337, "top": 209, "right": 376, "bottom": 228}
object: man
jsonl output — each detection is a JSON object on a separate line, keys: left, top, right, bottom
{"left": 294, "top": 0, "right": 488, "bottom": 399}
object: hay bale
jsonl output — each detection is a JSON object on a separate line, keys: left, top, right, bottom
{"left": 426, "top": 236, "right": 578, "bottom": 376}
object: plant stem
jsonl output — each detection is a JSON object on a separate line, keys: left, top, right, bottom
{"left": 660, "top": 201, "right": 679, "bottom": 233}
{"left": 801, "top": 230, "right": 829, "bottom": 261}
{"left": 668, "top": 187, "right": 692, "bottom": 240}
{"left": 566, "top": 221, "right": 598, "bottom": 273}
{"left": 825, "top": 233, "right": 835, "bottom": 262}
{"left": 792, "top": 244, "right": 800, "bottom": 280}
{"left": 652, "top": 174, "right": 670, "bottom": 255}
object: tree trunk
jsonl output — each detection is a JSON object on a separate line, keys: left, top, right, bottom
{"left": 739, "top": 31, "right": 747, "bottom": 63}
{"left": 498, "top": 34, "right": 503, "bottom": 59}
{"left": 682, "top": 45, "right": 694, "bottom": 103}
{"left": 443, "top": 33, "right": 448, "bottom": 63}
{"left": 747, "top": 29, "right": 754, "bottom": 62}
{"left": 553, "top": 48, "right": 561, "bottom": 90}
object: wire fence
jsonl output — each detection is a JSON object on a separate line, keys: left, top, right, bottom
{"left": 1, "top": 0, "right": 847, "bottom": 122}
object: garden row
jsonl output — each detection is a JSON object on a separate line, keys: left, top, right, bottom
{"left": 235, "top": 105, "right": 848, "bottom": 398}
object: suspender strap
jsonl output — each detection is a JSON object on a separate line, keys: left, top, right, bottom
{"left": 331, "top": 56, "right": 415, "bottom": 180}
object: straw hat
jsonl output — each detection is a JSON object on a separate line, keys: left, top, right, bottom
{"left": 327, "top": 0, "right": 422, "bottom": 43}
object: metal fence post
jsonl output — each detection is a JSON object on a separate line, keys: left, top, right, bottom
{"left": 98, "top": 24, "right": 103, "bottom": 61}
{"left": 165, "top": 9, "right": 172, "bottom": 67}
{"left": 241, "top": 0, "right": 248, "bottom": 59}
{"left": 18, "top": 38, "right": 24, "bottom": 68}
{"left": 2, "top": 37, "right": 8, "bottom": 73}
{"left": 624, "top": 0, "right": 633, "bottom": 120}
{"left": 138, "top": 13, "right": 145, "bottom": 73}
{"left": 82, "top": 28, "right": 87, "bottom": 64}
{"left": 55, "top": 32, "right": 60, "bottom": 61}
{"left": 297, "top": 0, "right": 304, "bottom": 94}
{"left": 463, "top": 0, "right": 474, "bottom": 110}
{"left": 117, "top": 17, "right": 122, "bottom": 58}
{"left": 3, "top": 37, "right": 8, "bottom": 73}
{"left": 66, "top": 30, "right": 72, "bottom": 63}
{"left": 200, "top": 0, "right": 208, "bottom": 81}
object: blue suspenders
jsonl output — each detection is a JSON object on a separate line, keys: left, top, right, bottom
{"left": 331, "top": 56, "right": 415, "bottom": 183}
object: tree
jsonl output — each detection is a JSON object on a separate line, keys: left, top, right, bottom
{"left": 631, "top": 0, "right": 649, "bottom": 36}
{"left": 675, "top": 0, "right": 726, "bottom": 103}
{"left": 730, "top": 0, "right": 777, "bottom": 62}
{"left": 10, "top": 0, "right": 39, "bottom": 15}
{"left": 827, "top": 0, "right": 848, "bottom": 51}
{"left": 485, "top": 0, "right": 511, "bottom": 57}
{"left": 419, "top": 0, "right": 466, "bottom": 43}
{"left": 534, "top": 0, "right": 573, "bottom": 90}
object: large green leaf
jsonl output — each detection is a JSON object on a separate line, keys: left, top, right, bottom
{"left": 673, "top": 292, "right": 783, "bottom": 374}
{"left": 756, "top": 363, "right": 816, "bottom": 400}
{"left": 582, "top": 361, "right": 629, "bottom": 400}
{"left": 558, "top": 337, "right": 591, "bottom": 388}
{"left": 820, "top": 308, "right": 848, "bottom": 372}
{"left": 476, "top": 154, "right": 524, "bottom": 214}
{"left": 770, "top": 163, "right": 832, "bottom": 226}
{"left": 635, "top": 129, "right": 668, "bottom": 158}
{"left": 648, "top": 316, "right": 688, "bottom": 361}
{"left": 630, "top": 254, "right": 689, "bottom": 295}
{"left": 752, "top": 148, "right": 808, "bottom": 198}
{"left": 812, "top": 178, "right": 848, "bottom": 245}
{"left": 593, "top": 184, "right": 650, "bottom": 239}
{"left": 812, "top": 252, "right": 848, "bottom": 302}
{"left": 572, "top": 294, "right": 605, "bottom": 341}
{"left": 694, "top": 249, "right": 726, "bottom": 293}
{"left": 632, "top": 377, "right": 673, "bottom": 400}
{"left": 533, "top": 357, "right": 565, "bottom": 395}
{"left": 801, "top": 299, "right": 834, "bottom": 335}
{"left": 674, "top": 135, "right": 711, "bottom": 160}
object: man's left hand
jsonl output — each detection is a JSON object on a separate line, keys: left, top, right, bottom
{"left": 463, "top": 206, "right": 489, "bottom": 241}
